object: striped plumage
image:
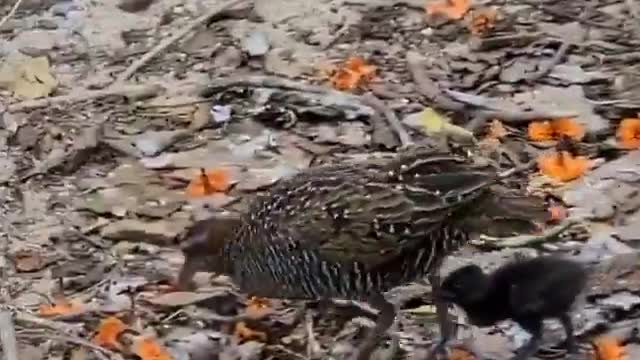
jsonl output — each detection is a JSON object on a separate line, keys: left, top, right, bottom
{"left": 177, "top": 146, "right": 549, "bottom": 360}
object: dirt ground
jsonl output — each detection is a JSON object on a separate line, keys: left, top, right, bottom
{"left": 2, "top": 0, "right": 640, "bottom": 359}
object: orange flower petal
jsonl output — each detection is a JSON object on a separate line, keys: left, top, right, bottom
{"left": 469, "top": 8, "right": 498, "bottom": 36}
{"left": 537, "top": 151, "right": 590, "bottom": 182}
{"left": 330, "top": 56, "right": 376, "bottom": 90}
{"left": 133, "top": 336, "right": 174, "bottom": 360}
{"left": 426, "top": 0, "right": 471, "bottom": 20}
{"left": 548, "top": 205, "right": 568, "bottom": 222}
{"left": 591, "top": 336, "right": 626, "bottom": 360}
{"left": 93, "top": 317, "right": 128, "bottom": 350}
{"left": 552, "top": 117, "right": 585, "bottom": 141}
{"left": 528, "top": 121, "right": 555, "bottom": 141}
{"left": 616, "top": 118, "right": 640, "bottom": 150}
{"left": 234, "top": 321, "right": 267, "bottom": 342}
{"left": 185, "top": 167, "right": 231, "bottom": 197}
{"left": 38, "top": 299, "right": 84, "bottom": 317}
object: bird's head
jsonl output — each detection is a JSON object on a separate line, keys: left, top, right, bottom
{"left": 439, "top": 264, "right": 489, "bottom": 305}
{"left": 174, "top": 215, "right": 241, "bottom": 290}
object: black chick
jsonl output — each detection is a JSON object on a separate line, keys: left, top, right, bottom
{"left": 439, "top": 256, "right": 588, "bottom": 360}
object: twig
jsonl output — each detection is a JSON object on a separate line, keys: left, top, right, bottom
{"left": 200, "top": 75, "right": 358, "bottom": 99}
{"left": 471, "top": 219, "right": 580, "bottom": 249}
{"left": 114, "top": 0, "right": 248, "bottom": 83}
{"left": 7, "top": 83, "right": 162, "bottom": 113}
{"left": 526, "top": 41, "right": 571, "bottom": 83}
{"left": 14, "top": 311, "right": 83, "bottom": 335}
{"left": 0, "top": 0, "right": 24, "bottom": 29}
{"left": 406, "top": 51, "right": 465, "bottom": 112}
{"left": 361, "top": 92, "right": 412, "bottom": 147}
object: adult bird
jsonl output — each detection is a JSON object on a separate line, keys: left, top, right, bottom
{"left": 176, "top": 146, "right": 550, "bottom": 360}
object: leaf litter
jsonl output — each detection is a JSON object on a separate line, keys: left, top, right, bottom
{"left": 2, "top": 0, "right": 640, "bottom": 359}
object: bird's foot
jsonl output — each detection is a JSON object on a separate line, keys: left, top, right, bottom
{"left": 425, "top": 338, "right": 451, "bottom": 360}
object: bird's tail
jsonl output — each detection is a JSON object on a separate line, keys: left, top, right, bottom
{"left": 461, "top": 185, "right": 551, "bottom": 238}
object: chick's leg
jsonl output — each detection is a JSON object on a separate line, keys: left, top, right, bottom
{"left": 512, "top": 318, "right": 543, "bottom": 360}
{"left": 560, "top": 313, "right": 578, "bottom": 353}
{"left": 426, "top": 266, "right": 455, "bottom": 359}
{"left": 350, "top": 293, "right": 396, "bottom": 360}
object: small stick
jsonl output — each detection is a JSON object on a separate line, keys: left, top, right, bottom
{"left": 114, "top": 0, "right": 248, "bottom": 83}
{"left": 361, "top": 92, "right": 412, "bottom": 148}
{"left": 472, "top": 219, "right": 580, "bottom": 249}
{"left": 7, "top": 83, "right": 162, "bottom": 113}
{"left": 0, "top": 0, "right": 24, "bottom": 29}
{"left": 526, "top": 41, "right": 571, "bottom": 83}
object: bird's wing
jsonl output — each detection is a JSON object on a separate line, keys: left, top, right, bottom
{"left": 253, "top": 151, "right": 499, "bottom": 270}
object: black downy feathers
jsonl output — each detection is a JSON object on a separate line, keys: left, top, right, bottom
{"left": 440, "top": 256, "right": 588, "bottom": 360}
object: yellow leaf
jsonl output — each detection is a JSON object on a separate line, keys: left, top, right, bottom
{"left": 419, "top": 108, "right": 474, "bottom": 141}
{"left": 404, "top": 304, "right": 436, "bottom": 314}
{"left": 0, "top": 53, "right": 57, "bottom": 99}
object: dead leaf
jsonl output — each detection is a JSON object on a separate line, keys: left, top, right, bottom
{"left": 485, "top": 119, "right": 507, "bottom": 140}
{"left": 93, "top": 317, "right": 128, "bottom": 350}
{"left": 468, "top": 8, "right": 498, "bottom": 36}
{"left": 13, "top": 250, "right": 46, "bottom": 272}
{"left": 145, "top": 291, "right": 228, "bottom": 307}
{"left": 234, "top": 322, "right": 267, "bottom": 343}
{"left": 39, "top": 298, "right": 85, "bottom": 317}
{"left": 548, "top": 205, "right": 568, "bottom": 222}
{"left": 426, "top": 0, "right": 471, "bottom": 20}
{"left": 616, "top": 116, "right": 640, "bottom": 150}
{"left": 185, "top": 168, "right": 231, "bottom": 197}
{"left": 133, "top": 336, "right": 174, "bottom": 360}
{"left": 330, "top": 56, "right": 376, "bottom": 91}
{"left": 591, "top": 336, "right": 626, "bottom": 360}
{"left": 0, "top": 53, "right": 57, "bottom": 99}
{"left": 246, "top": 296, "right": 272, "bottom": 319}
{"left": 449, "top": 347, "right": 476, "bottom": 360}
{"left": 537, "top": 151, "right": 591, "bottom": 182}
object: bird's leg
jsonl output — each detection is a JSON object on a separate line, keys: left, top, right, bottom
{"left": 426, "top": 266, "right": 454, "bottom": 360}
{"left": 511, "top": 318, "right": 542, "bottom": 360}
{"left": 560, "top": 313, "right": 578, "bottom": 353}
{"left": 349, "top": 293, "right": 396, "bottom": 360}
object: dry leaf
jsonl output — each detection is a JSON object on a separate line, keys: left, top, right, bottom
{"left": 38, "top": 299, "right": 84, "bottom": 317}
{"left": 616, "top": 117, "right": 640, "bottom": 150}
{"left": 425, "top": 0, "right": 471, "bottom": 20}
{"left": 548, "top": 205, "right": 567, "bottom": 222}
{"left": 93, "top": 317, "right": 128, "bottom": 350}
{"left": 537, "top": 151, "right": 590, "bottom": 182}
{"left": 234, "top": 321, "right": 267, "bottom": 343}
{"left": 469, "top": 8, "right": 498, "bottom": 35}
{"left": 0, "top": 53, "right": 57, "bottom": 99}
{"left": 330, "top": 56, "right": 376, "bottom": 91}
{"left": 133, "top": 336, "right": 174, "bottom": 360}
{"left": 185, "top": 168, "right": 231, "bottom": 197}
{"left": 591, "top": 336, "right": 626, "bottom": 360}
{"left": 246, "top": 296, "right": 272, "bottom": 319}
{"left": 486, "top": 119, "right": 507, "bottom": 139}
{"left": 13, "top": 250, "right": 46, "bottom": 272}
{"left": 449, "top": 347, "right": 476, "bottom": 360}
